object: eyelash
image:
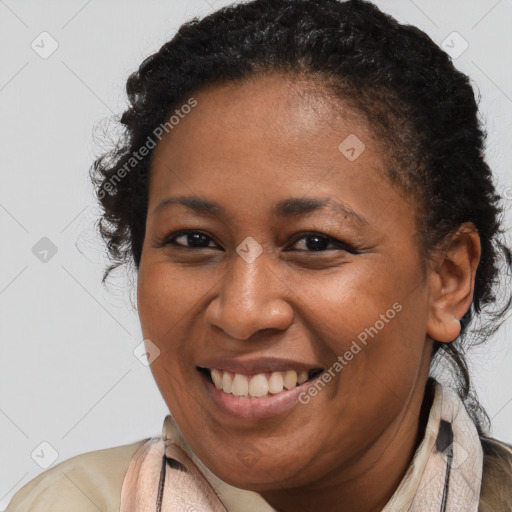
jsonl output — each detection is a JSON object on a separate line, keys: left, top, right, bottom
{"left": 158, "top": 230, "right": 359, "bottom": 254}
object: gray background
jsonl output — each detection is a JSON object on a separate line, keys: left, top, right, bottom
{"left": 1, "top": 0, "right": 511, "bottom": 509}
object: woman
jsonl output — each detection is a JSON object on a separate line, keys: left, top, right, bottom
{"left": 7, "top": 0, "right": 512, "bottom": 510}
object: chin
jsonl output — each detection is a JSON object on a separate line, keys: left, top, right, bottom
{"left": 193, "top": 441, "right": 316, "bottom": 491}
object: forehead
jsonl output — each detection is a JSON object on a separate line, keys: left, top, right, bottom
{"left": 148, "top": 73, "right": 414, "bottom": 234}
{"left": 177, "top": 73, "right": 369, "bottom": 146}
{"left": 151, "top": 73, "right": 385, "bottom": 183}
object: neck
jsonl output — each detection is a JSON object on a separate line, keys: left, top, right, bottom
{"left": 260, "top": 377, "right": 435, "bottom": 512}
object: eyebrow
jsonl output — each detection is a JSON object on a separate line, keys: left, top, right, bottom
{"left": 153, "top": 195, "right": 368, "bottom": 226}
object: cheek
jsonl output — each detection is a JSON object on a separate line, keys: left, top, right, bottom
{"left": 136, "top": 264, "right": 195, "bottom": 417}
{"left": 137, "top": 261, "right": 199, "bottom": 338}
{"left": 290, "top": 262, "right": 403, "bottom": 350}
{"left": 136, "top": 261, "right": 211, "bottom": 391}
{"left": 295, "top": 259, "right": 428, "bottom": 408}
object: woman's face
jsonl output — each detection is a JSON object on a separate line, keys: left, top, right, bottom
{"left": 137, "top": 73, "right": 435, "bottom": 492}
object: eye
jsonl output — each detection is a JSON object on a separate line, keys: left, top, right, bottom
{"left": 158, "top": 230, "right": 358, "bottom": 254}
{"left": 287, "top": 232, "right": 358, "bottom": 254}
{"left": 159, "top": 230, "right": 219, "bottom": 249}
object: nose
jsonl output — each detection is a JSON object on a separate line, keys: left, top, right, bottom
{"left": 204, "top": 249, "right": 294, "bottom": 341}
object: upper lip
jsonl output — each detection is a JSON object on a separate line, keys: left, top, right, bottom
{"left": 196, "top": 356, "right": 323, "bottom": 376}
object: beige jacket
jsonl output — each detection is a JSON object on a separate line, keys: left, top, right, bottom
{"left": 6, "top": 380, "right": 512, "bottom": 511}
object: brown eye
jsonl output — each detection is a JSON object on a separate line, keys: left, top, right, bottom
{"left": 288, "top": 232, "right": 359, "bottom": 254}
{"left": 160, "top": 230, "right": 219, "bottom": 249}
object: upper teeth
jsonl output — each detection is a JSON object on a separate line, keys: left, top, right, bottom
{"left": 210, "top": 369, "right": 311, "bottom": 398}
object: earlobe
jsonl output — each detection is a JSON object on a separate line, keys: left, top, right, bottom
{"left": 427, "top": 311, "right": 462, "bottom": 343}
{"left": 426, "top": 223, "right": 481, "bottom": 343}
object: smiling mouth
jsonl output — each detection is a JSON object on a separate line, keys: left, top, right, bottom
{"left": 197, "top": 367, "right": 324, "bottom": 399}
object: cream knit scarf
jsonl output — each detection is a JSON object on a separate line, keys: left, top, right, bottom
{"left": 120, "top": 379, "right": 483, "bottom": 512}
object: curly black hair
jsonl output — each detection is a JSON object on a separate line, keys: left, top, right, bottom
{"left": 90, "top": 0, "right": 512, "bottom": 434}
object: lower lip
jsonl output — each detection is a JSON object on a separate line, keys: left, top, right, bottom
{"left": 199, "top": 370, "right": 317, "bottom": 420}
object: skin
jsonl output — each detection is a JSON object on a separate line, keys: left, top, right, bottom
{"left": 136, "top": 73, "right": 481, "bottom": 512}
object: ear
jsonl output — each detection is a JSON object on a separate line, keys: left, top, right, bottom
{"left": 426, "top": 222, "right": 481, "bottom": 343}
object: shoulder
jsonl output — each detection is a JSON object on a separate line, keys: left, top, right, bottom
{"left": 479, "top": 436, "right": 512, "bottom": 511}
{"left": 5, "top": 438, "right": 149, "bottom": 512}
